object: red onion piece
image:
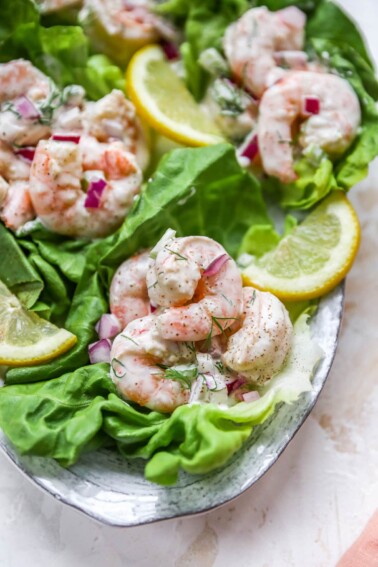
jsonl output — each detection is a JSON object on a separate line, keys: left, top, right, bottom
{"left": 160, "top": 40, "right": 180, "bottom": 61}
{"left": 150, "top": 303, "right": 157, "bottom": 313}
{"left": 304, "top": 96, "right": 320, "bottom": 115}
{"left": 203, "top": 254, "right": 229, "bottom": 277}
{"left": 14, "top": 96, "right": 40, "bottom": 120}
{"left": 15, "top": 147, "right": 35, "bottom": 162}
{"left": 95, "top": 313, "right": 121, "bottom": 339}
{"left": 241, "top": 134, "right": 259, "bottom": 160}
{"left": 226, "top": 377, "right": 246, "bottom": 395}
{"left": 88, "top": 338, "right": 111, "bottom": 364}
{"left": 84, "top": 178, "right": 107, "bottom": 209}
{"left": 52, "top": 133, "right": 81, "bottom": 144}
{"left": 242, "top": 391, "right": 260, "bottom": 403}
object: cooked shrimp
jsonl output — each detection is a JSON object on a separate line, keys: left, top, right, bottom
{"left": 29, "top": 135, "right": 142, "bottom": 238}
{"left": 109, "top": 250, "right": 153, "bottom": 328}
{"left": 0, "top": 177, "right": 7, "bottom": 206}
{"left": 0, "top": 143, "right": 34, "bottom": 230}
{"left": 223, "top": 6, "right": 306, "bottom": 97}
{"left": 222, "top": 287, "right": 293, "bottom": 384}
{"left": 147, "top": 236, "right": 243, "bottom": 341}
{"left": 258, "top": 71, "right": 361, "bottom": 183}
{"left": 80, "top": 0, "right": 178, "bottom": 66}
{"left": 0, "top": 181, "right": 34, "bottom": 231}
{"left": 82, "top": 89, "right": 150, "bottom": 170}
{"left": 0, "top": 60, "right": 53, "bottom": 146}
{"left": 110, "top": 315, "right": 194, "bottom": 413}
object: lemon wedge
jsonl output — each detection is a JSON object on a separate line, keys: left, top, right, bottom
{"left": 0, "top": 281, "right": 77, "bottom": 366}
{"left": 126, "top": 45, "right": 225, "bottom": 146}
{"left": 242, "top": 192, "right": 360, "bottom": 300}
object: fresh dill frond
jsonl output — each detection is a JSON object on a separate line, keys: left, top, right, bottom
{"left": 163, "top": 366, "right": 198, "bottom": 389}
{"left": 120, "top": 335, "right": 139, "bottom": 347}
{"left": 165, "top": 248, "right": 188, "bottom": 261}
{"left": 248, "top": 289, "right": 257, "bottom": 306}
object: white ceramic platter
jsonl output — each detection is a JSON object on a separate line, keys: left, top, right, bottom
{"left": 0, "top": 284, "right": 344, "bottom": 527}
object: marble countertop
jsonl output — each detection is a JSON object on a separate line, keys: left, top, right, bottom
{"left": 1, "top": 1, "right": 377, "bottom": 565}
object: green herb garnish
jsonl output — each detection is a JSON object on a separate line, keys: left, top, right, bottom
{"left": 111, "top": 358, "right": 126, "bottom": 379}
{"left": 165, "top": 248, "right": 188, "bottom": 261}
{"left": 159, "top": 365, "right": 198, "bottom": 390}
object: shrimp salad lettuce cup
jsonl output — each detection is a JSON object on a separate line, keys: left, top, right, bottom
{"left": 0, "top": 0, "right": 375, "bottom": 485}
{"left": 158, "top": 0, "right": 378, "bottom": 209}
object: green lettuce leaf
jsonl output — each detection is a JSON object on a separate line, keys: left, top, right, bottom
{"left": 0, "top": 314, "right": 322, "bottom": 483}
{"left": 0, "top": 0, "right": 123, "bottom": 99}
{"left": 101, "top": 143, "right": 271, "bottom": 270}
{"left": 0, "top": 365, "right": 121, "bottom": 464}
{"left": 306, "top": 0, "right": 374, "bottom": 67}
{"left": 0, "top": 224, "right": 43, "bottom": 308}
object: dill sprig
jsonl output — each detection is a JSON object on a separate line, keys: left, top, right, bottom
{"left": 120, "top": 335, "right": 139, "bottom": 347}
{"left": 111, "top": 358, "right": 126, "bottom": 379}
{"left": 204, "top": 315, "right": 240, "bottom": 350}
{"left": 248, "top": 289, "right": 257, "bottom": 306}
{"left": 158, "top": 364, "right": 198, "bottom": 389}
{"left": 165, "top": 248, "right": 188, "bottom": 261}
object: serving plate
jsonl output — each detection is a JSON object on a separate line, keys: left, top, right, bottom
{"left": 0, "top": 284, "right": 344, "bottom": 527}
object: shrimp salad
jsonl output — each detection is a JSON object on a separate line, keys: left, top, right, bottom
{"left": 107, "top": 232, "right": 293, "bottom": 413}
{"left": 0, "top": 0, "right": 375, "bottom": 484}
{"left": 202, "top": 4, "right": 364, "bottom": 191}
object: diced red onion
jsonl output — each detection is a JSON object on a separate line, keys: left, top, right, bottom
{"left": 15, "top": 147, "right": 35, "bottom": 162}
{"left": 241, "top": 134, "right": 259, "bottom": 160}
{"left": 88, "top": 338, "right": 111, "bottom": 364}
{"left": 242, "top": 391, "right": 260, "bottom": 403}
{"left": 203, "top": 254, "right": 229, "bottom": 277}
{"left": 304, "top": 96, "right": 320, "bottom": 115}
{"left": 161, "top": 40, "right": 180, "bottom": 61}
{"left": 14, "top": 96, "right": 40, "bottom": 120}
{"left": 95, "top": 313, "right": 121, "bottom": 340}
{"left": 226, "top": 377, "right": 246, "bottom": 395}
{"left": 84, "top": 178, "right": 107, "bottom": 209}
{"left": 150, "top": 303, "right": 157, "bottom": 313}
{"left": 52, "top": 133, "right": 81, "bottom": 144}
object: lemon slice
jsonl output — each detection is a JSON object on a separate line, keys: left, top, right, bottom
{"left": 0, "top": 281, "right": 77, "bottom": 366}
{"left": 242, "top": 192, "right": 360, "bottom": 300}
{"left": 126, "top": 45, "right": 225, "bottom": 146}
